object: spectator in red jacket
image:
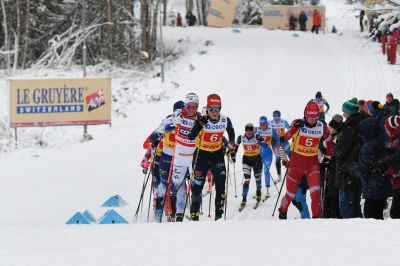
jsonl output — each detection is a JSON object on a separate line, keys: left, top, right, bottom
{"left": 311, "top": 9, "right": 322, "bottom": 34}
{"left": 176, "top": 13, "right": 183, "bottom": 27}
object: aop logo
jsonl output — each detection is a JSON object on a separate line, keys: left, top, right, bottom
{"left": 86, "top": 90, "right": 105, "bottom": 112}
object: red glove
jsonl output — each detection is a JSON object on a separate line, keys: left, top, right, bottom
{"left": 140, "top": 160, "right": 150, "bottom": 174}
{"left": 282, "top": 160, "right": 289, "bottom": 168}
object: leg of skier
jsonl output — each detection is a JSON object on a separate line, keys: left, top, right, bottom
{"left": 305, "top": 162, "right": 322, "bottom": 218}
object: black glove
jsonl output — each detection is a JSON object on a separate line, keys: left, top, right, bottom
{"left": 294, "top": 119, "right": 305, "bottom": 128}
{"left": 199, "top": 115, "right": 208, "bottom": 125}
{"left": 256, "top": 134, "right": 264, "bottom": 142}
{"left": 321, "top": 157, "right": 331, "bottom": 168}
{"left": 372, "top": 161, "right": 388, "bottom": 174}
{"left": 231, "top": 153, "right": 236, "bottom": 163}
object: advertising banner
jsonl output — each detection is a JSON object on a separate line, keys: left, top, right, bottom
{"left": 262, "top": 5, "right": 325, "bottom": 31}
{"left": 9, "top": 77, "right": 111, "bottom": 127}
{"left": 208, "top": 0, "right": 240, "bottom": 28}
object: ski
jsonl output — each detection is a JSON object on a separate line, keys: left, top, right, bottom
{"left": 185, "top": 214, "right": 192, "bottom": 221}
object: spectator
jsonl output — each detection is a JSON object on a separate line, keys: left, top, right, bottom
{"left": 311, "top": 9, "right": 322, "bottom": 34}
{"left": 176, "top": 13, "right": 183, "bottom": 27}
{"left": 358, "top": 99, "right": 367, "bottom": 114}
{"left": 298, "top": 11, "right": 307, "bottom": 31}
{"left": 360, "top": 10, "right": 365, "bottom": 32}
{"left": 321, "top": 114, "right": 343, "bottom": 218}
{"left": 382, "top": 116, "right": 400, "bottom": 218}
{"left": 333, "top": 98, "right": 368, "bottom": 218}
{"left": 366, "top": 100, "right": 386, "bottom": 142}
{"left": 186, "top": 11, "right": 197, "bottom": 26}
{"left": 351, "top": 117, "right": 391, "bottom": 220}
{"left": 383, "top": 92, "right": 400, "bottom": 116}
{"left": 289, "top": 13, "right": 297, "bottom": 31}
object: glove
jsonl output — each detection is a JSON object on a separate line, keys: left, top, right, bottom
{"left": 279, "top": 136, "right": 285, "bottom": 147}
{"left": 231, "top": 153, "right": 236, "bottom": 163}
{"left": 282, "top": 160, "right": 289, "bottom": 168}
{"left": 294, "top": 119, "right": 305, "bottom": 128}
{"left": 321, "top": 157, "right": 331, "bottom": 168}
{"left": 372, "top": 161, "right": 388, "bottom": 174}
{"left": 140, "top": 160, "right": 150, "bottom": 174}
{"left": 227, "top": 144, "right": 238, "bottom": 155}
{"left": 175, "top": 115, "right": 183, "bottom": 126}
{"left": 199, "top": 115, "right": 208, "bottom": 125}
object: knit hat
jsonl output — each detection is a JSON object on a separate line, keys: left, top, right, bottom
{"left": 385, "top": 115, "right": 400, "bottom": 136}
{"left": 328, "top": 114, "right": 343, "bottom": 131}
{"left": 342, "top": 98, "right": 359, "bottom": 116}
{"left": 367, "top": 100, "right": 383, "bottom": 115}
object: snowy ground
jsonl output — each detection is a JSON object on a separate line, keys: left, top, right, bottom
{"left": 1, "top": 1, "right": 400, "bottom": 265}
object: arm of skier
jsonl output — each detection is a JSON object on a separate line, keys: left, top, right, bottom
{"left": 284, "top": 120, "right": 301, "bottom": 141}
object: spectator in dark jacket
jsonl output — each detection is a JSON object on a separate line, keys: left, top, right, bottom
{"left": 367, "top": 100, "right": 386, "bottom": 142}
{"left": 383, "top": 93, "right": 400, "bottom": 117}
{"left": 298, "top": 11, "right": 307, "bottom": 31}
{"left": 381, "top": 116, "right": 400, "bottom": 218}
{"left": 289, "top": 14, "right": 297, "bottom": 31}
{"left": 186, "top": 11, "right": 197, "bottom": 26}
{"left": 333, "top": 98, "right": 368, "bottom": 218}
{"left": 350, "top": 117, "right": 391, "bottom": 219}
{"left": 321, "top": 114, "right": 343, "bottom": 218}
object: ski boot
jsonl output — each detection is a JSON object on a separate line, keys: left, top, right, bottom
{"left": 255, "top": 189, "right": 261, "bottom": 202}
{"left": 278, "top": 207, "right": 287, "bottom": 220}
{"left": 155, "top": 196, "right": 163, "bottom": 222}
{"left": 239, "top": 197, "right": 246, "bottom": 212}
{"left": 175, "top": 213, "right": 184, "bottom": 222}
{"left": 190, "top": 211, "right": 200, "bottom": 221}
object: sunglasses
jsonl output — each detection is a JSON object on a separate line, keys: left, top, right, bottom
{"left": 207, "top": 107, "right": 221, "bottom": 112}
{"left": 306, "top": 117, "right": 319, "bottom": 123}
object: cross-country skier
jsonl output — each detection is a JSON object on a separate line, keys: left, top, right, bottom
{"left": 187, "top": 94, "right": 235, "bottom": 221}
{"left": 233, "top": 123, "right": 265, "bottom": 210}
{"left": 170, "top": 93, "right": 202, "bottom": 222}
{"left": 153, "top": 101, "right": 184, "bottom": 222}
{"left": 271, "top": 110, "right": 290, "bottom": 182}
{"left": 309, "top": 91, "right": 330, "bottom": 123}
{"left": 141, "top": 131, "right": 164, "bottom": 189}
{"left": 255, "top": 116, "right": 280, "bottom": 198}
{"left": 278, "top": 102, "right": 330, "bottom": 219}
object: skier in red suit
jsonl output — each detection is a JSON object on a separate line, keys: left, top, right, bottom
{"left": 278, "top": 102, "right": 331, "bottom": 219}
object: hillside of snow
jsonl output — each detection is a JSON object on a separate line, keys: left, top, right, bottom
{"left": 0, "top": 0, "right": 399, "bottom": 265}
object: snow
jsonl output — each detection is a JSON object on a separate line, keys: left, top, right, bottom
{"left": 0, "top": 1, "right": 399, "bottom": 265}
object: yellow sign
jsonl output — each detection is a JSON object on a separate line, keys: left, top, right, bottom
{"left": 262, "top": 5, "right": 325, "bottom": 31}
{"left": 208, "top": 0, "right": 240, "bottom": 28}
{"left": 9, "top": 77, "right": 111, "bottom": 127}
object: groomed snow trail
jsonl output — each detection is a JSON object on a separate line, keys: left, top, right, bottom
{"left": 1, "top": 2, "right": 400, "bottom": 265}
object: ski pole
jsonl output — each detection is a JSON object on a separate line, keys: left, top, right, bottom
{"left": 146, "top": 174, "right": 154, "bottom": 223}
{"left": 270, "top": 174, "right": 280, "bottom": 193}
{"left": 208, "top": 172, "right": 213, "bottom": 218}
{"left": 134, "top": 159, "right": 154, "bottom": 222}
{"left": 233, "top": 161, "right": 237, "bottom": 198}
{"left": 272, "top": 169, "right": 287, "bottom": 217}
{"left": 183, "top": 178, "right": 191, "bottom": 219}
{"left": 224, "top": 154, "right": 230, "bottom": 221}
{"left": 272, "top": 140, "right": 294, "bottom": 217}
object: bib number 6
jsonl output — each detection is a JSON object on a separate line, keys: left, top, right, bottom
{"left": 210, "top": 133, "right": 219, "bottom": 142}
